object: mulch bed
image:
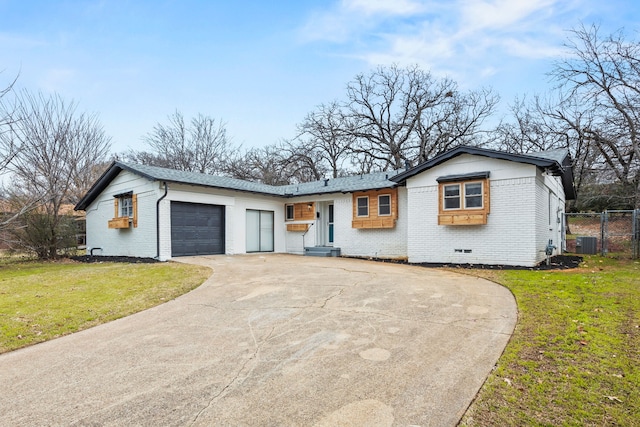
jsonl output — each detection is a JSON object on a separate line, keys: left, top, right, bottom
{"left": 415, "top": 255, "right": 583, "bottom": 271}
{"left": 347, "top": 254, "right": 583, "bottom": 270}
{"left": 70, "top": 255, "right": 160, "bottom": 264}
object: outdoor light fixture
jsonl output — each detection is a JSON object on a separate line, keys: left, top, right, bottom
{"left": 307, "top": 203, "right": 313, "bottom": 211}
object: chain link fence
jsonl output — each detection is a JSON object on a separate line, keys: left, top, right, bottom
{"left": 564, "top": 210, "right": 640, "bottom": 258}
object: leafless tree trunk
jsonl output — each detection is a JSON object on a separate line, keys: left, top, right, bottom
{"left": 1, "top": 90, "right": 111, "bottom": 258}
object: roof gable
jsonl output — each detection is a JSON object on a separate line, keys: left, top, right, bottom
{"left": 391, "top": 146, "right": 575, "bottom": 199}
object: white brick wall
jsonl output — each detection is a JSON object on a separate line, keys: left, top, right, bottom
{"left": 85, "top": 170, "right": 159, "bottom": 258}
{"left": 407, "top": 177, "right": 539, "bottom": 266}
{"left": 534, "top": 171, "right": 566, "bottom": 263}
{"left": 405, "top": 154, "right": 557, "bottom": 267}
{"left": 334, "top": 189, "right": 408, "bottom": 259}
{"left": 85, "top": 153, "right": 568, "bottom": 266}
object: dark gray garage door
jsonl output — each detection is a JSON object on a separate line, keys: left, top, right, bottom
{"left": 171, "top": 202, "right": 225, "bottom": 256}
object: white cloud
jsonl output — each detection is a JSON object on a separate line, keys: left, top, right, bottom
{"left": 299, "top": 0, "right": 583, "bottom": 88}
{"left": 298, "top": 0, "right": 434, "bottom": 43}
{"left": 459, "top": 0, "right": 557, "bottom": 32}
{"left": 343, "top": 0, "right": 426, "bottom": 16}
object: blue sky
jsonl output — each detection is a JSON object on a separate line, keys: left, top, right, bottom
{"left": 0, "top": 0, "right": 637, "bottom": 154}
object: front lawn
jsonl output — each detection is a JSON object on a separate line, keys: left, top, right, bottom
{"left": 461, "top": 256, "right": 640, "bottom": 426}
{"left": 0, "top": 259, "right": 211, "bottom": 353}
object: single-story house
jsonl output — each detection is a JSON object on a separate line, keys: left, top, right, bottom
{"left": 75, "top": 146, "right": 575, "bottom": 267}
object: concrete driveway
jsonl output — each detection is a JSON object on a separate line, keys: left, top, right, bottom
{"left": 0, "top": 254, "right": 516, "bottom": 426}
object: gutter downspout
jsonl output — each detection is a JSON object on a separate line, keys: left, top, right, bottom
{"left": 156, "top": 181, "right": 168, "bottom": 259}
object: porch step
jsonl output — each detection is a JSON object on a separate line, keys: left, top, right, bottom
{"left": 304, "top": 246, "right": 341, "bottom": 257}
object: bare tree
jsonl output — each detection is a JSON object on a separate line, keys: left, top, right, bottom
{"left": 414, "top": 86, "right": 499, "bottom": 162}
{"left": 550, "top": 24, "right": 640, "bottom": 208}
{"left": 1, "top": 90, "right": 111, "bottom": 258}
{"left": 322, "top": 64, "right": 498, "bottom": 171}
{"left": 277, "top": 140, "right": 329, "bottom": 183}
{"left": 295, "top": 101, "right": 354, "bottom": 178}
{"left": 0, "top": 72, "right": 19, "bottom": 174}
{"left": 134, "top": 111, "right": 233, "bottom": 175}
{"left": 345, "top": 64, "right": 439, "bottom": 170}
{"left": 492, "top": 95, "right": 601, "bottom": 210}
{"left": 225, "top": 143, "right": 292, "bottom": 186}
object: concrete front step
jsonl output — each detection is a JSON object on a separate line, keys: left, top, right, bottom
{"left": 304, "top": 247, "right": 341, "bottom": 257}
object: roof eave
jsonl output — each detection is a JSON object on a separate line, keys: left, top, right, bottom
{"left": 74, "top": 161, "right": 122, "bottom": 211}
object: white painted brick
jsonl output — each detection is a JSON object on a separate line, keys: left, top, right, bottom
{"left": 85, "top": 153, "right": 569, "bottom": 267}
{"left": 85, "top": 170, "right": 159, "bottom": 258}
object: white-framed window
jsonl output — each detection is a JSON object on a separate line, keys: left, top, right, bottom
{"left": 285, "top": 204, "right": 294, "bottom": 221}
{"left": 443, "top": 182, "right": 484, "bottom": 210}
{"left": 443, "top": 184, "right": 461, "bottom": 210}
{"left": 378, "top": 194, "right": 391, "bottom": 216}
{"left": 119, "top": 194, "right": 133, "bottom": 217}
{"left": 356, "top": 196, "right": 369, "bottom": 217}
{"left": 464, "top": 182, "right": 483, "bottom": 208}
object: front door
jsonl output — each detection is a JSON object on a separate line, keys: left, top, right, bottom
{"left": 315, "top": 202, "right": 334, "bottom": 247}
{"left": 328, "top": 204, "right": 334, "bottom": 245}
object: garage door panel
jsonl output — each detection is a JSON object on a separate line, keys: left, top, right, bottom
{"left": 171, "top": 202, "right": 225, "bottom": 256}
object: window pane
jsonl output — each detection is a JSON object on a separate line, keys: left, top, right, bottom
{"left": 465, "top": 183, "right": 483, "bottom": 208}
{"left": 246, "top": 210, "right": 260, "bottom": 252}
{"left": 378, "top": 195, "right": 391, "bottom": 216}
{"left": 120, "top": 196, "right": 133, "bottom": 217}
{"left": 443, "top": 184, "right": 460, "bottom": 209}
{"left": 260, "top": 211, "right": 274, "bottom": 252}
{"left": 465, "top": 183, "right": 482, "bottom": 195}
{"left": 444, "top": 198, "right": 460, "bottom": 209}
{"left": 357, "top": 197, "right": 368, "bottom": 216}
{"left": 444, "top": 185, "right": 460, "bottom": 197}
{"left": 285, "top": 205, "right": 294, "bottom": 220}
{"left": 465, "top": 195, "right": 482, "bottom": 208}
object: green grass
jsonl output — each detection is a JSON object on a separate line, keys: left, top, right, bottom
{"left": 0, "top": 259, "right": 211, "bottom": 353}
{"left": 461, "top": 256, "right": 640, "bottom": 426}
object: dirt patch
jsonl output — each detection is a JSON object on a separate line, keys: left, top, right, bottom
{"left": 70, "top": 255, "right": 160, "bottom": 264}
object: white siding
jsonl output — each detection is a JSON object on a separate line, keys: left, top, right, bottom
{"left": 84, "top": 170, "right": 159, "bottom": 258}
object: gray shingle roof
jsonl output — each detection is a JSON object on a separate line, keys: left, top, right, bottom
{"left": 75, "top": 145, "right": 576, "bottom": 211}
{"left": 118, "top": 162, "right": 284, "bottom": 196}
{"left": 75, "top": 161, "right": 402, "bottom": 210}
{"left": 526, "top": 148, "right": 570, "bottom": 165}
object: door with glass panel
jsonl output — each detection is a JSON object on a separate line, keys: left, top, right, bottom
{"left": 246, "top": 209, "right": 274, "bottom": 252}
